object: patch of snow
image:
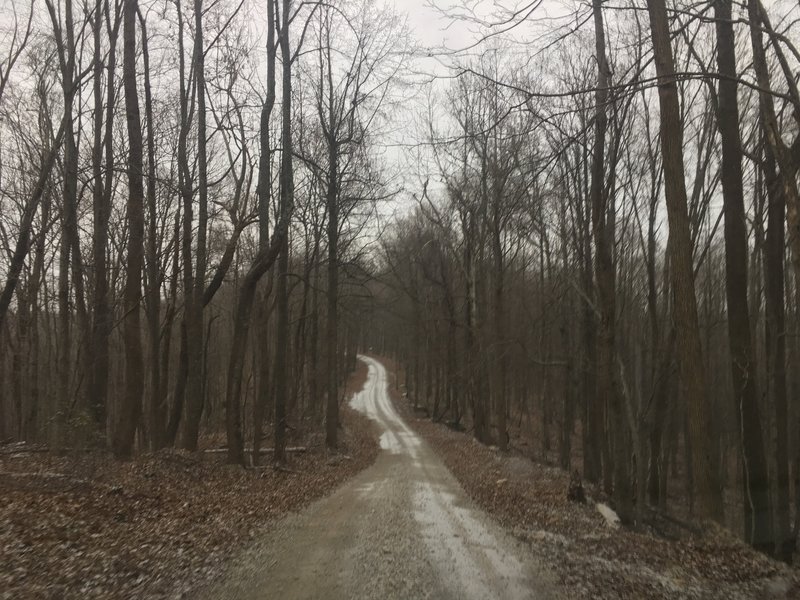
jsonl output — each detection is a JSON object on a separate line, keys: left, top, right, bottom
{"left": 379, "top": 431, "right": 403, "bottom": 453}
{"left": 596, "top": 503, "right": 621, "bottom": 529}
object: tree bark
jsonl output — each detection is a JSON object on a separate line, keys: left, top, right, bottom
{"left": 325, "top": 138, "right": 340, "bottom": 449}
{"left": 180, "top": 0, "right": 209, "bottom": 451}
{"left": 747, "top": 0, "right": 798, "bottom": 560}
{"left": 225, "top": 0, "right": 293, "bottom": 465}
{"left": 645, "top": 0, "right": 724, "bottom": 521}
{"left": 112, "top": 0, "right": 145, "bottom": 460}
{"left": 590, "top": 0, "right": 631, "bottom": 523}
{"left": 139, "top": 10, "right": 164, "bottom": 450}
{"left": 714, "top": 0, "right": 773, "bottom": 552}
{"left": 763, "top": 142, "right": 792, "bottom": 559}
{"left": 252, "top": 0, "right": 277, "bottom": 466}
{"left": 273, "top": 226, "right": 289, "bottom": 465}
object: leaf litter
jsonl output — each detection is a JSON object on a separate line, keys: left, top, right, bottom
{"left": 383, "top": 362, "right": 799, "bottom": 599}
{"left": 0, "top": 363, "right": 379, "bottom": 599}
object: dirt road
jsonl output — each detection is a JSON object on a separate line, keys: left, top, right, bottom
{"left": 201, "top": 356, "right": 559, "bottom": 600}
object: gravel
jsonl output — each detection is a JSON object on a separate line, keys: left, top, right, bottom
{"left": 197, "top": 356, "right": 561, "bottom": 600}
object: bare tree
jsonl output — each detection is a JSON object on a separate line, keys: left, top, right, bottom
{"left": 224, "top": 0, "right": 294, "bottom": 465}
{"left": 713, "top": 0, "right": 772, "bottom": 552}
{"left": 645, "top": 0, "right": 723, "bottom": 522}
{"left": 112, "top": 0, "right": 145, "bottom": 459}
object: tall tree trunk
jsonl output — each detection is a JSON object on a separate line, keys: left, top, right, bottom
{"left": 225, "top": 0, "right": 292, "bottom": 465}
{"left": 112, "top": 0, "right": 145, "bottom": 459}
{"left": 577, "top": 145, "right": 601, "bottom": 484}
{"left": 325, "top": 139, "right": 340, "bottom": 449}
{"left": 714, "top": 0, "right": 773, "bottom": 553}
{"left": 166, "top": 324, "right": 188, "bottom": 445}
{"left": 174, "top": 0, "right": 193, "bottom": 447}
{"left": 309, "top": 279, "right": 320, "bottom": 415}
{"left": 747, "top": 0, "right": 798, "bottom": 560}
{"left": 252, "top": 0, "right": 277, "bottom": 466}
{"left": 92, "top": 5, "right": 120, "bottom": 441}
{"left": 139, "top": 11, "right": 163, "bottom": 450}
{"left": 160, "top": 214, "right": 181, "bottom": 440}
{"left": 25, "top": 187, "right": 50, "bottom": 441}
{"left": 590, "top": 0, "right": 631, "bottom": 522}
{"left": 88, "top": 0, "right": 106, "bottom": 435}
{"left": 181, "top": 0, "right": 209, "bottom": 451}
{"left": 253, "top": 287, "right": 273, "bottom": 464}
{"left": 58, "top": 0, "right": 91, "bottom": 420}
{"left": 274, "top": 0, "right": 293, "bottom": 464}
{"left": 273, "top": 229, "right": 289, "bottom": 465}
{"left": 763, "top": 142, "right": 792, "bottom": 560}
{"left": 492, "top": 211, "right": 507, "bottom": 451}
{"left": 646, "top": 0, "right": 724, "bottom": 521}
{"left": 464, "top": 213, "right": 489, "bottom": 444}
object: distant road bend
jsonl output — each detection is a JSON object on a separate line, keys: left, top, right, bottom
{"left": 203, "top": 356, "right": 558, "bottom": 600}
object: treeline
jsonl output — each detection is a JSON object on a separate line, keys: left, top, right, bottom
{"left": 0, "top": 0, "right": 405, "bottom": 464}
{"left": 370, "top": 0, "right": 800, "bottom": 561}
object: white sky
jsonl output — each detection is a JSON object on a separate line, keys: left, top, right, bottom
{"left": 395, "top": 0, "right": 478, "bottom": 50}
{"left": 375, "top": 0, "right": 555, "bottom": 214}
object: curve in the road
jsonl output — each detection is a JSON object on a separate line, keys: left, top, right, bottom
{"left": 201, "top": 355, "right": 558, "bottom": 600}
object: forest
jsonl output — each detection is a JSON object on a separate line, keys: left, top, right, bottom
{"left": 0, "top": 0, "right": 799, "bottom": 583}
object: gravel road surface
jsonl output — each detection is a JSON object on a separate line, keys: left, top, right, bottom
{"left": 199, "top": 356, "right": 559, "bottom": 600}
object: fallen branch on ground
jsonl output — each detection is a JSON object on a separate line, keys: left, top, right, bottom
{"left": 204, "top": 446, "right": 308, "bottom": 455}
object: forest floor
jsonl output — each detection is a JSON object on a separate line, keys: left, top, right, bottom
{"left": 0, "top": 361, "right": 379, "bottom": 600}
{"left": 7, "top": 356, "right": 799, "bottom": 600}
{"left": 379, "top": 356, "right": 800, "bottom": 599}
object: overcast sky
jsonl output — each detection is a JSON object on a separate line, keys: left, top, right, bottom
{"left": 395, "top": 0, "right": 478, "bottom": 50}
{"left": 370, "top": 0, "right": 514, "bottom": 215}
{"left": 374, "top": 0, "right": 547, "bottom": 209}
